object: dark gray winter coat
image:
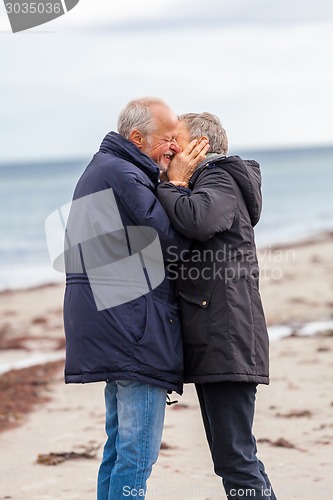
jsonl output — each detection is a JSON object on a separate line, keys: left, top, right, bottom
{"left": 157, "top": 155, "right": 269, "bottom": 385}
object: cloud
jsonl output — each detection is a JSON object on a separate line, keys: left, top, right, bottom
{"left": 72, "top": 0, "right": 333, "bottom": 33}
{"left": 183, "top": 0, "right": 333, "bottom": 26}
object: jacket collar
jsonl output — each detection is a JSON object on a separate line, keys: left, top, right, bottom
{"left": 189, "top": 153, "right": 227, "bottom": 187}
{"left": 99, "top": 131, "right": 160, "bottom": 185}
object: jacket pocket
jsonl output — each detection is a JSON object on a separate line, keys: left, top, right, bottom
{"left": 178, "top": 290, "right": 211, "bottom": 347}
{"left": 123, "top": 295, "right": 149, "bottom": 344}
{"left": 134, "top": 297, "right": 183, "bottom": 375}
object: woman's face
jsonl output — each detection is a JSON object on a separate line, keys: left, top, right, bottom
{"left": 176, "top": 120, "right": 192, "bottom": 152}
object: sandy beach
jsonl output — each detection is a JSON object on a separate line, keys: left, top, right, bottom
{"left": 0, "top": 232, "right": 333, "bottom": 499}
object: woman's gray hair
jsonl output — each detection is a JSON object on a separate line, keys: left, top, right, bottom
{"left": 117, "top": 97, "right": 168, "bottom": 139}
{"left": 178, "top": 112, "right": 228, "bottom": 155}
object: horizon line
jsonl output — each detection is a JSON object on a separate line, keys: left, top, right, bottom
{"left": 0, "top": 142, "right": 333, "bottom": 167}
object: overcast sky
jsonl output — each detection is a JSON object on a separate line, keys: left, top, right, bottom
{"left": 1, "top": 0, "right": 333, "bottom": 162}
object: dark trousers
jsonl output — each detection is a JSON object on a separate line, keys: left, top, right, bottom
{"left": 195, "top": 382, "right": 277, "bottom": 499}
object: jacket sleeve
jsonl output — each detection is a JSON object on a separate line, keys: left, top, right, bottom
{"left": 119, "top": 176, "right": 190, "bottom": 259}
{"left": 156, "top": 168, "right": 237, "bottom": 241}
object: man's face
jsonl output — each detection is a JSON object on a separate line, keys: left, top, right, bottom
{"left": 141, "top": 105, "right": 181, "bottom": 172}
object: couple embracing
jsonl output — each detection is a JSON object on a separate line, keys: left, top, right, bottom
{"left": 63, "top": 97, "right": 276, "bottom": 500}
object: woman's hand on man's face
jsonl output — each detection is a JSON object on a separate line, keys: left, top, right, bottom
{"left": 166, "top": 138, "right": 209, "bottom": 187}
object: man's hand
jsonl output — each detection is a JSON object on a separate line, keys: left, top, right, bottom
{"left": 167, "top": 138, "right": 209, "bottom": 187}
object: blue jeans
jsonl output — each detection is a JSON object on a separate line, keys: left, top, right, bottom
{"left": 97, "top": 380, "right": 167, "bottom": 500}
{"left": 195, "top": 382, "right": 277, "bottom": 499}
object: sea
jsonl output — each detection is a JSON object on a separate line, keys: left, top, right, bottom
{"left": 1, "top": 145, "right": 333, "bottom": 292}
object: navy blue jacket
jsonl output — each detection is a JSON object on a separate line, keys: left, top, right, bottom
{"left": 63, "top": 132, "right": 188, "bottom": 394}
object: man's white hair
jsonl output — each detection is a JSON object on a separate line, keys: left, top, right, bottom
{"left": 117, "top": 97, "right": 169, "bottom": 139}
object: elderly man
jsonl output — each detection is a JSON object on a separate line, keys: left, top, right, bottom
{"left": 63, "top": 98, "right": 208, "bottom": 500}
{"left": 157, "top": 112, "right": 277, "bottom": 499}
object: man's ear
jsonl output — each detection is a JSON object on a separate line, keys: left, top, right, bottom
{"left": 129, "top": 129, "right": 144, "bottom": 149}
